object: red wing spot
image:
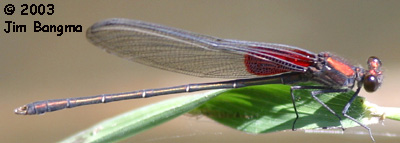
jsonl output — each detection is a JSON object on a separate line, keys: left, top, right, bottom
{"left": 260, "top": 48, "right": 314, "bottom": 67}
{"left": 291, "top": 49, "right": 316, "bottom": 59}
{"left": 244, "top": 55, "right": 290, "bottom": 75}
{"left": 244, "top": 47, "right": 314, "bottom": 75}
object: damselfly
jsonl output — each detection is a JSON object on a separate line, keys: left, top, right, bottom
{"left": 15, "top": 18, "right": 383, "bottom": 141}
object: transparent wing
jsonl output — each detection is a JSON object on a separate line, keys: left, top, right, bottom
{"left": 86, "top": 18, "right": 316, "bottom": 78}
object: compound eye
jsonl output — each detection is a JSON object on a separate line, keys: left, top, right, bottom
{"left": 368, "top": 56, "right": 382, "bottom": 69}
{"left": 364, "top": 75, "right": 380, "bottom": 92}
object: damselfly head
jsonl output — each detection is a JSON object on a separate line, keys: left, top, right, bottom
{"left": 363, "top": 56, "right": 383, "bottom": 92}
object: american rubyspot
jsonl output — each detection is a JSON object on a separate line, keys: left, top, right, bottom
{"left": 15, "top": 18, "right": 383, "bottom": 141}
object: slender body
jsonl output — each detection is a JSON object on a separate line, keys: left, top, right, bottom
{"left": 15, "top": 18, "right": 383, "bottom": 141}
{"left": 16, "top": 72, "right": 305, "bottom": 115}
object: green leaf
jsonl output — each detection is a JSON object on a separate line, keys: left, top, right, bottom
{"left": 60, "top": 90, "right": 224, "bottom": 143}
{"left": 60, "top": 84, "right": 400, "bottom": 142}
{"left": 189, "top": 84, "right": 392, "bottom": 133}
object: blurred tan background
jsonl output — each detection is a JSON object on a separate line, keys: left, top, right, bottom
{"left": 1, "top": 1, "right": 400, "bottom": 143}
